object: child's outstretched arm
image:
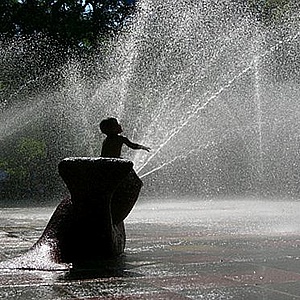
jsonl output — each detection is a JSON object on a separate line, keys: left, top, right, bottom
{"left": 123, "top": 137, "right": 151, "bottom": 152}
{"left": 139, "top": 144, "right": 151, "bottom": 152}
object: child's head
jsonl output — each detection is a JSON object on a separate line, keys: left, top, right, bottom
{"left": 100, "top": 117, "right": 122, "bottom": 135}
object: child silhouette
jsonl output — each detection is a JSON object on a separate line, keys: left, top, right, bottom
{"left": 100, "top": 117, "right": 150, "bottom": 158}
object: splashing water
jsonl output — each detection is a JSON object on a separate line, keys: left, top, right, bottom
{"left": 1, "top": 0, "right": 300, "bottom": 197}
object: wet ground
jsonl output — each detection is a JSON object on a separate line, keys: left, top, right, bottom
{"left": 1, "top": 199, "right": 300, "bottom": 299}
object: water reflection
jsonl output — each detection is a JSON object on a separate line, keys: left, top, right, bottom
{"left": 63, "top": 255, "right": 143, "bottom": 281}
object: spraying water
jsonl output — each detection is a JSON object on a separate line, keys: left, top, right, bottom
{"left": 0, "top": 0, "right": 300, "bottom": 199}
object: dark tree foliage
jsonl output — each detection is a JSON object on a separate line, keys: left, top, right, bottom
{"left": 0, "top": 0, "right": 136, "bottom": 48}
{"left": 0, "top": 0, "right": 18, "bottom": 35}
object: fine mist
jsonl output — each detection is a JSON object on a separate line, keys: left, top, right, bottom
{"left": 1, "top": 0, "right": 300, "bottom": 202}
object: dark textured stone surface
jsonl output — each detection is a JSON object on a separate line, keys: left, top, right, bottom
{"left": 34, "top": 157, "right": 143, "bottom": 264}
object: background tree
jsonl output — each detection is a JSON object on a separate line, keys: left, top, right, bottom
{"left": 0, "top": 0, "right": 135, "bottom": 48}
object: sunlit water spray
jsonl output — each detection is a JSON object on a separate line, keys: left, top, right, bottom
{"left": 1, "top": 0, "right": 299, "bottom": 197}
{"left": 0, "top": 100, "right": 45, "bottom": 141}
{"left": 136, "top": 62, "right": 255, "bottom": 176}
{"left": 135, "top": 24, "right": 300, "bottom": 183}
{"left": 254, "top": 54, "right": 264, "bottom": 178}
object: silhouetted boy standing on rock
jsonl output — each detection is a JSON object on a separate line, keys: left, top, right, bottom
{"left": 100, "top": 117, "right": 150, "bottom": 158}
